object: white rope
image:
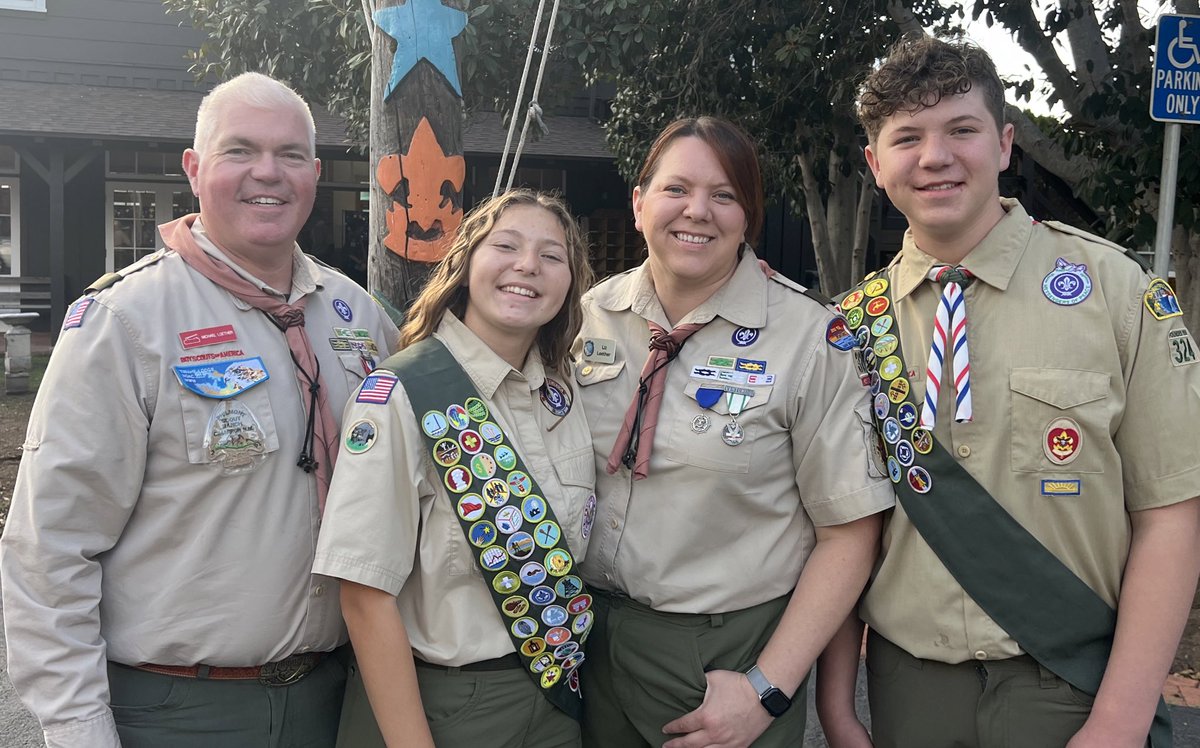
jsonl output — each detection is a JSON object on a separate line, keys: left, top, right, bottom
{"left": 499, "top": 0, "right": 561, "bottom": 195}
{"left": 493, "top": 0, "right": 548, "bottom": 197}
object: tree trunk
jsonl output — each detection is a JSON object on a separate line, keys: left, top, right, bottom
{"left": 795, "top": 150, "right": 839, "bottom": 295}
{"left": 367, "top": 0, "right": 467, "bottom": 321}
{"left": 851, "top": 168, "right": 875, "bottom": 288}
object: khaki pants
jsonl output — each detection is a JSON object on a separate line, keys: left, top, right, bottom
{"left": 581, "top": 591, "right": 808, "bottom": 748}
{"left": 336, "top": 655, "right": 580, "bottom": 748}
{"left": 866, "top": 629, "right": 1119, "bottom": 748}
{"left": 108, "top": 652, "right": 346, "bottom": 748}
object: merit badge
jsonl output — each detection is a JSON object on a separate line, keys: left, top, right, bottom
{"left": 541, "top": 379, "right": 571, "bottom": 417}
{"left": 582, "top": 338, "right": 617, "bottom": 364}
{"left": 882, "top": 417, "right": 902, "bottom": 444}
{"left": 568, "top": 594, "right": 593, "bottom": 615}
{"left": 895, "top": 440, "right": 915, "bottom": 467}
{"left": 732, "top": 327, "right": 759, "bottom": 347}
{"left": 1041, "top": 479, "right": 1081, "bottom": 496}
{"left": 457, "top": 494, "right": 486, "bottom": 522}
{"left": 1169, "top": 328, "right": 1198, "bottom": 366}
{"left": 888, "top": 377, "right": 910, "bottom": 404}
{"left": 459, "top": 429, "right": 483, "bottom": 454}
{"left": 530, "top": 653, "right": 555, "bottom": 673}
{"left": 522, "top": 495, "right": 547, "bottom": 522}
{"left": 446, "top": 404, "right": 470, "bottom": 430}
{"left": 841, "top": 290, "right": 865, "bottom": 309}
{"left": 1145, "top": 278, "right": 1183, "bottom": 320}
{"left": 562, "top": 651, "right": 586, "bottom": 673}
{"left": 897, "top": 403, "right": 918, "bottom": 429}
{"left": 332, "top": 298, "right": 353, "bottom": 322}
{"left": 534, "top": 520, "right": 563, "bottom": 548}
{"left": 203, "top": 400, "right": 268, "bottom": 473}
{"left": 544, "top": 549, "right": 573, "bottom": 577}
{"left": 1043, "top": 417, "right": 1082, "bottom": 465}
{"left": 469, "top": 520, "right": 498, "bottom": 548}
{"left": 864, "top": 278, "right": 889, "bottom": 297}
{"left": 555, "top": 576, "right": 583, "bottom": 598}
{"left": 508, "top": 471, "right": 533, "bottom": 497}
{"left": 175, "top": 357, "right": 270, "bottom": 399}
{"left": 433, "top": 438, "right": 461, "bottom": 467}
{"left": 62, "top": 298, "right": 95, "bottom": 330}
{"left": 179, "top": 323, "right": 237, "bottom": 350}
{"left": 344, "top": 419, "right": 378, "bottom": 454}
{"left": 581, "top": 494, "right": 597, "bottom": 539}
{"left": 571, "top": 610, "right": 594, "bottom": 636}
{"left": 496, "top": 505, "right": 523, "bottom": 534}
{"left": 870, "top": 315, "right": 894, "bottom": 337}
{"left": 555, "top": 642, "right": 580, "bottom": 660}
{"left": 464, "top": 397, "right": 489, "bottom": 422}
{"left": 911, "top": 428, "right": 933, "bottom": 455}
{"left": 873, "top": 334, "right": 899, "bottom": 358}
{"left": 546, "top": 627, "right": 571, "bottom": 647}
{"left": 444, "top": 466, "right": 472, "bottom": 493}
{"left": 523, "top": 638, "right": 549, "bottom": 658}
{"left": 826, "top": 318, "right": 857, "bottom": 351}
{"left": 542, "top": 605, "right": 569, "bottom": 627}
{"left": 1042, "top": 258, "right": 1092, "bottom": 306}
{"left": 510, "top": 616, "right": 537, "bottom": 637}
{"left": 503, "top": 596, "right": 530, "bottom": 617}
{"left": 887, "top": 456, "right": 902, "bottom": 483}
{"left": 855, "top": 326, "right": 871, "bottom": 348}
{"left": 494, "top": 444, "right": 518, "bottom": 471}
{"left": 521, "top": 562, "right": 548, "bottom": 585}
{"left": 356, "top": 373, "right": 398, "bottom": 405}
{"left": 845, "top": 306, "right": 865, "bottom": 329}
{"left": 540, "top": 666, "right": 563, "bottom": 688}
{"left": 507, "top": 532, "right": 536, "bottom": 559}
{"left": 691, "top": 414, "right": 712, "bottom": 434}
{"left": 483, "top": 478, "right": 510, "bottom": 507}
{"left": 879, "top": 356, "right": 903, "bottom": 381}
{"left": 422, "top": 410, "right": 450, "bottom": 438}
{"left": 480, "top": 421, "right": 505, "bottom": 444}
{"left": 873, "top": 393, "right": 891, "bottom": 420}
{"left": 496, "top": 574, "right": 524, "bottom": 596}
{"left": 471, "top": 452, "right": 497, "bottom": 480}
{"left": 907, "top": 466, "right": 932, "bottom": 494}
{"left": 530, "top": 585, "right": 557, "bottom": 606}
{"left": 480, "top": 546, "right": 509, "bottom": 571}
{"left": 865, "top": 296, "right": 890, "bottom": 317}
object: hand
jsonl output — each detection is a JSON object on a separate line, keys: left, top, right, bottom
{"left": 1065, "top": 718, "right": 1146, "bottom": 748}
{"left": 821, "top": 715, "right": 873, "bottom": 748}
{"left": 661, "top": 669, "right": 774, "bottom": 748}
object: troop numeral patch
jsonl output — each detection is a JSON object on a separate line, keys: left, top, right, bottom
{"left": 1169, "top": 328, "right": 1197, "bottom": 367}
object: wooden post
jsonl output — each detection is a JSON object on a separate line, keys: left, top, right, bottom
{"left": 365, "top": 0, "right": 468, "bottom": 321}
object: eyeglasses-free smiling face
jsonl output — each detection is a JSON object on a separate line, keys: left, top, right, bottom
{"left": 632, "top": 135, "right": 749, "bottom": 295}
{"left": 462, "top": 204, "right": 573, "bottom": 356}
{"left": 865, "top": 88, "right": 1014, "bottom": 261}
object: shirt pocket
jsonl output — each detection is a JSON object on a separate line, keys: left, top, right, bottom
{"left": 1009, "top": 368, "right": 1109, "bottom": 474}
{"left": 574, "top": 360, "right": 627, "bottom": 414}
{"left": 177, "top": 384, "right": 280, "bottom": 468}
{"left": 662, "top": 381, "right": 774, "bottom": 473}
{"left": 336, "top": 351, "right": 374, "bottom": 386}
{"left": 550, "top": 447, "right": 597, "bottom": 557}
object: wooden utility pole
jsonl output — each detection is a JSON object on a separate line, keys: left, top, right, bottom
{"left": 365, "top": 0, "right": 467, "bottom": 319}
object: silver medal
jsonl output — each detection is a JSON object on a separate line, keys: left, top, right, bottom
{"left": 691, "top": 414, "right": 711, "bottom": 434}
{"left": 721, "top": 419, "right": 744, "bottom": 446}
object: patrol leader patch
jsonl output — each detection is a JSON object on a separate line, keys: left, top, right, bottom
{"left": 356, "top": 373, "right": 399, "bottom": 404}
{"left": 62, "top": 298, "right": 94, "bottom": 330}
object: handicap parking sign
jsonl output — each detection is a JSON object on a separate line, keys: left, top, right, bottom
{"left": 1152, "top": 14, "right": 1200, "bottom": 123}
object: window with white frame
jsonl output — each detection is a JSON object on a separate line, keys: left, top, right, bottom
{"left": 0, "top": 0, "right": 47, "bottom": 11}
{"left": 0, "top": 177, "right": 19, "bottom": 276}
{"left": 106, "top": 184, "right": 198, "bottom": 271}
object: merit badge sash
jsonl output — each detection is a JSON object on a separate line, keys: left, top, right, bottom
{"left": 380, "top": 338, "right": 589, "bottom": 720}
{"left": 844, "top": 268, "right": 1171, "bottom": 747}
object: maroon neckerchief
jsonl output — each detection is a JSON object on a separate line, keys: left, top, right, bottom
{"left": 160, "top": 214, "right": 338, "bottom": 512}
{"left": 606, "top": 320, "right": 705, "bottom": 480}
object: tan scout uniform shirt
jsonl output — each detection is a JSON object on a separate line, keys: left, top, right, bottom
{"left": 313, "top": 314, "right": 597, "bottom": 666}
{"left": 574, "top": 252, "right": 895, "bottom": 614}
{"left": 861, "top": 199, "right": 1200, "bottom": 663}
{"left": 0, "top": 220, "right": 398, "bottom": 748}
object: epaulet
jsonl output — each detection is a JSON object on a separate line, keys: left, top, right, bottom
{"left": 768, "top": 272, "right": 837, "bottom": 311}
{"left": 1041, "top": 220, "right": 1150, "bottom": 272}
{"left": 308, "top": 254, "right": 348, "bottom": 277}
{"left": 84, "top": 249, "right": 169, "bottom": 294}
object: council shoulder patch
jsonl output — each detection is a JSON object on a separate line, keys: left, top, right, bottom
{"left": 1144, "top": 278, "right": 1183, "bottom": 320}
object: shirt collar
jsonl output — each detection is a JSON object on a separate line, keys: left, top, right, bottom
{"left": 191, "top": 218, "right": 318, "bottom": 304}
{"left": 433, "top": 312, "right": 546, "bottom": 399}
{"left": 593, "top": 251, "right": 769, "bottom": 329}
{"left": 890, "top": 197, "right": 1032, "bottom": 302}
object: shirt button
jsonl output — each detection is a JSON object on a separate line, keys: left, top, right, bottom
{"left": 313, "top": 584, "right": 325, "bottom": 597}
{"left": 957, "top": 445, "right": 972, "bottom": 458}
{"left": 609, "top": 518, "right": 619, "bottom": 529}
{"left": 604, "top": 573, "right": 613, "bottom": 582}
{"left": 581, "top": 365, "right": 593, "bottom": 376}
{"left": 974, "top": 650, "right": 987, "bottom": 660}
{"left": 299, "top": 645, "right": 311, "bottom": 653}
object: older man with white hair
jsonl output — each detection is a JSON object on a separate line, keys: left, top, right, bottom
{"left": 0, "top": 72, "right": 398, "bottom": 748}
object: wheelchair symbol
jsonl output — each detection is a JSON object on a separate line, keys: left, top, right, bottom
{"left": 1169, "top": 20, "right": 1200, "bottom": 68}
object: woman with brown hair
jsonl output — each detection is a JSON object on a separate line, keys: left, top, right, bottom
{"left": 313, "top": 189, "right": 597, "bottom": 747}
{"left": 574, "top": 117, "right": 894, "bottom": 747}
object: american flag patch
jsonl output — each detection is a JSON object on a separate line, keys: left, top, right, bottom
{"left": 62, "top": 298, "right": 95, "bottom": 330}
{"left": 356, "top": 374, "right": 398, "bottom": 405}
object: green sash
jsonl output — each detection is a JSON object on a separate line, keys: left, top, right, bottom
{"left": 845, "top": 268, "right": 1171, "bottom": 746}
{"left": 380, "top": 338, "right": 589, "bottom": 720}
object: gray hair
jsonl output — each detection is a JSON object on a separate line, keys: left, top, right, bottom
{"left": 193, "top": 72, "right": 316, "bottom": 156}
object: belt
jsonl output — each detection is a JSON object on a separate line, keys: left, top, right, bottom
{"left": 132, "top": 651, "right": 327, "bottom": 687}
{"left": 414, "top": 652, "right": 522, "bottom": 672}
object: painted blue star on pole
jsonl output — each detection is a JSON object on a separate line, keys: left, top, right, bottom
{"left": 375, "top": 0, "right": 468, "bottom": 100}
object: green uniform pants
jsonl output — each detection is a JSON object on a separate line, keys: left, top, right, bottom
{"left": 107, "top": 651, "right": 347, "bottom": 748}
{"left": 866, "top": 629, "right": 1126, "bottom": 748}
{"left": 581, "top": 591, "right": 808, "bottom": 748}
{"left": 336, "top": 655, "right": 580, "bottom": 748}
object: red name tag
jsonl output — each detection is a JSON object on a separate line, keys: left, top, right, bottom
{"left": 178, "top": 324, "right": 237, "bottom": 350}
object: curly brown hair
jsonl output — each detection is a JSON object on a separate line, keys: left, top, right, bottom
{"left": 857, "top": 34, "right": 1006, "bottom": 144}
{"left": 399, "top": 189, "right": 595, "bottom": 374}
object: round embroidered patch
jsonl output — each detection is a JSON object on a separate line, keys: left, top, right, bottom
{"left": 731, "top": 327, "right": 759, "bottom": 347}
{"left": 1042, "top": 258, "right": 1092, "bottom": 305}
{"left": 464, "top": 397, "right": 489, "bottom": 422}
{"left": 332, "top": 298, "right": 353, "bottom": 322}
{"left": 344, "top": 419, "right": 377, "bottom": 454}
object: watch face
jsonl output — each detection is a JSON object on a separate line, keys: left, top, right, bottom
{"left": 761, "top": 687, "right": 791, "bottom": 718}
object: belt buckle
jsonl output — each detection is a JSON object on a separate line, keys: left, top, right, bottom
{"left": 258, "top": 653, "right": 318, "bottom": 687}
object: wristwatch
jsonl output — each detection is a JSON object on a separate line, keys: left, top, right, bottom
{"left": 745, "top": 664, "right": 791, "bottom": 717}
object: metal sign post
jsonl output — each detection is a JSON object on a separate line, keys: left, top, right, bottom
{"left": 1150, "top": 13, "right": 1200, "bottom": 278}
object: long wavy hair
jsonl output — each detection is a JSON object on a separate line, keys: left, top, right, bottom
{"left": 399, "top": 189, "right": 594, "bottom": 374}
